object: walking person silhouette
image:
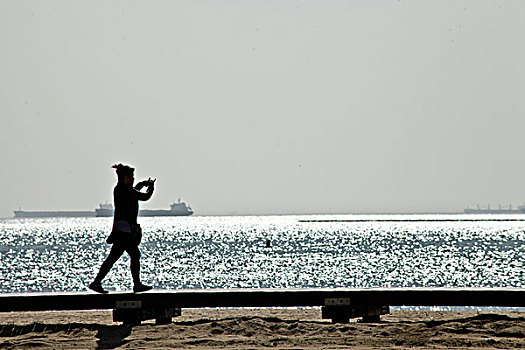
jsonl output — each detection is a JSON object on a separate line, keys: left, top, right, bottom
{"left": 89, "top": 163, "right": 155, "bottom": 294}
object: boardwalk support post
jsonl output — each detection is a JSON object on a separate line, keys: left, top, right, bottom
{"left": 322, "top": 298, "right": 353, "bottom": 323}
{"left": 359, "top": 305, "right": 390, "bottom": 323}
{"left": 112, "top": 301, "right": 181, "bottom": 325}
{"left": 321, "top": 298, "right": 389, "bottom": 323}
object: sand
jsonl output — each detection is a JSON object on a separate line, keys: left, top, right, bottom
{"left": 0, "top": 308, "right": 523, "bottom": 349}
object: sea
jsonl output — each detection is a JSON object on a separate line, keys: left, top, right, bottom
{"left": 0, "top": 214, "right": 524, "bottom": 309}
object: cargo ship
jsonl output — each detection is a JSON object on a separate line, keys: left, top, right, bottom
{"left": 14, "top": 209, "right": 95, "bottom": 218}
{"left": 95, "top": 199, "right": 193, "bottom": 217}
{"left": 14, "top": 199, "right": 194, "bottom": 218}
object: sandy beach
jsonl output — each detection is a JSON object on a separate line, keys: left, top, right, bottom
{"left": 0, "top": 308, "right": 523, "bottom": 349}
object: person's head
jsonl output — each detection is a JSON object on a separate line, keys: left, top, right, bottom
{"left": 112, "top": 163, "right": 135, "bottom": 185}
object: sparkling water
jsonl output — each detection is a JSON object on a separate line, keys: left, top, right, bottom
{"left": 0, "top": 215, "right": 523, "bottom": 293}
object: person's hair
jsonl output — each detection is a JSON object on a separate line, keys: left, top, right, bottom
{"left": 112, "top": 163, "right": 134, "bottom": 182}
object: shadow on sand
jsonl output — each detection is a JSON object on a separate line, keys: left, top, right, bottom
{"left": 0, "top": 322, "right": 133, "bottom": 349}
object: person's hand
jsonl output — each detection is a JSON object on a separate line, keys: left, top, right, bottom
{"left": 136, "top": 180, "right": 149, "bottom": 187}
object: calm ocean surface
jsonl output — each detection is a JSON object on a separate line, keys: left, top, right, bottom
{"left": 0, "top": 215, "right": 523, "bottom": 295}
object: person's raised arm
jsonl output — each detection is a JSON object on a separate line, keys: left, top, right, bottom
{"left": 134, "top": 178, "right": 155, "bottom": 201}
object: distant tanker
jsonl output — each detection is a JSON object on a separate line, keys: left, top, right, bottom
{"left": 14, "top": 199, "right": 194, "bottom": 218}
{"left": 95, "top": 199, "right": 193, "bottom": 217}
{"left": 14, "top": 209, "right": 95, "bottom": 218}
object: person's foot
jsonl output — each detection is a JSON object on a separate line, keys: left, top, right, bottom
{"left": 133, "top": 283, "right": 153, "bottom": 293}
{"left": 88, "top": 281, "right": 108, "bottom": 294}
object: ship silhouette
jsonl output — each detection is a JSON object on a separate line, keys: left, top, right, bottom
{"left": 14, "top": 199, "right": 193, "bottom": 218}
{"left": 95, "top": 199, "right": 193, "bottom": 217}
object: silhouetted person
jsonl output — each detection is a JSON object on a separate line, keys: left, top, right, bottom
{"left": 89, "top": 163, "right": 155, "bottom": 294}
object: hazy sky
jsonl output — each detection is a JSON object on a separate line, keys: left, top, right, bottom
{"left": 1, "top": 1, "right": 525, "bottom": 217}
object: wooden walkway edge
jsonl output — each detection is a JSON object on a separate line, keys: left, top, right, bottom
{"left": 1, "top": 288, "right": 523, "bottom": 324}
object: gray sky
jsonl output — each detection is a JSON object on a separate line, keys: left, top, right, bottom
{"left": 1, "top": 1, "right": 525, "bottom": 217}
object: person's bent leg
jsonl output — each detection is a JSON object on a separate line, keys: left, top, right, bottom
{"left": 93, "top": 244, "right": 125, "bottom": 284}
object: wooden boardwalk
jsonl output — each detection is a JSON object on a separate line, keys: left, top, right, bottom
{"left": 1, "top": 288, "right": 523, "bottom": 323}
{"left": 298, "top": 219, "right": 525, "bottom": 222}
